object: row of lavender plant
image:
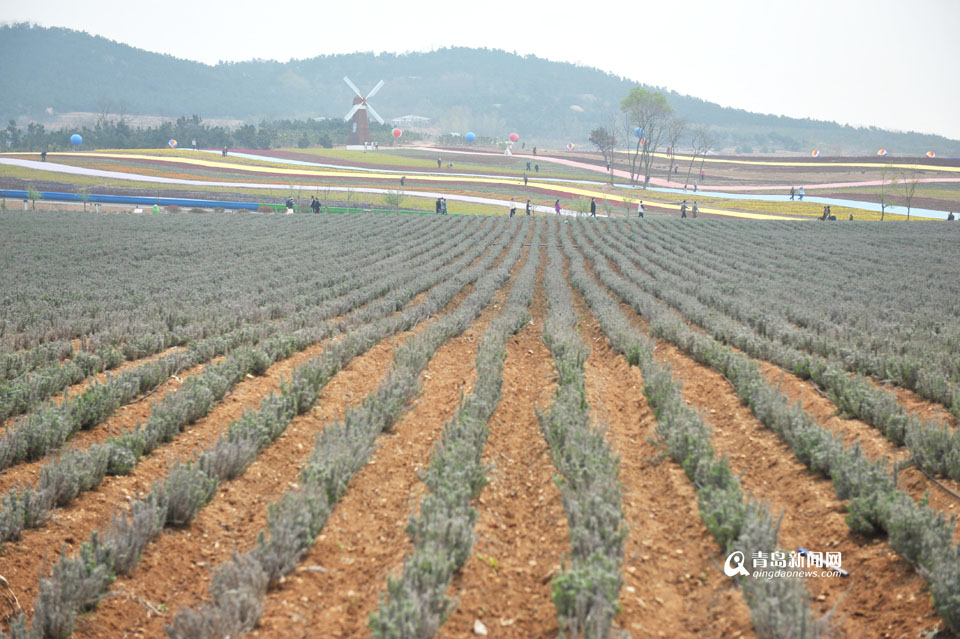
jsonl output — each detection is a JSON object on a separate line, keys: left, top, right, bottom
{"left": 572, "top": 218, "right": 960, "bottom": 633}
{"left": 560, "top": 219, "right": 824, "bottom": 638}
{"left": 160, "top": 219, "right": 529, "bottom": 639}
{"left": 369, "top": 220, "right": 543, "bottom": 638}
{"left": 635, "top": 219, "right": 960, "bottom": 415}
{"left": 535, "top": 226, "right": 625, "bottom": 639}
{"left": 0, "top": 218, "right": 495, "bottom": 545}
{"left": 0, "top": 213, "right": 362, "bottom": 373}
{"left": 0, "top": 213, "right": 371, "bottom": 353}
{"left": 595, "top": 220, "right": 960, "bottom": 480}
{"left": 0, "top": 217, "right": 521, "bottom": 639}
{"left": 0, "top": 215, "right": 463, "bottom": 474}
{"left": 0, "top": 214, "right": 423, "bottom": 420}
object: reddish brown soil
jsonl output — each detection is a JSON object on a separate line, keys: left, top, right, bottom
{"left": 0, "top": 354, "right": 217, "bottom": 496}
{"left": 566, "top": 263, "right": 756, "bottom": 638}
{"left": 572, "top": 260, "right": 946, "bottom": 637}
{"left": 0, "top": 238, "right": 491, "bottom": 631}
{"left": 438, "top": 249, "right": 568, "bottom": 639}
{"left": 0, "top": 345, "right": 186, "bottom": 434}
{"left": 65, "top": 229, "right": 513, "bottom": 638}
{"left": 251, "top": 249, "right": 525, "bottom": 639}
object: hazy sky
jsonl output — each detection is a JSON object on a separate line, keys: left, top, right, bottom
{"left": 4, "top": 0, "right": 959, "bottom": 139}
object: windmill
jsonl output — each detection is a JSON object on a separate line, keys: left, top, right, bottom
{"left": 343, "top": 76, "right": 385, "bottom": 147}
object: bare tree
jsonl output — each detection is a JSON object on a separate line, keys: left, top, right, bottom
{"left": 621, "top": 87, "right": 672, "bottom": 187}
{"left": 901, "top": 169, "right": 921, "bottom": 221}
{"left": 878, "top": 164, "right": 897, "bottom": 221}
{"left": 684, "top": 125, "right": 713, "bottom": 189}
{"left": 664, "top": 116, "right": 687, "bottom": 180}
{"left": 589, "top": 127, "right": 617, "bottom": 184}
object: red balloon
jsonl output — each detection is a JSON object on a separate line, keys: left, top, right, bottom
{"left": 392, "top": 128, "right": 402, "bottom": 138}
{"left": 508, "top": 132, "right": 519, "bottom": 142}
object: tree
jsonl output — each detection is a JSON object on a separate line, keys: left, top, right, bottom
{"left": 901, "top": 169, "right": 921, "bottom": 221}
{"left": 878, "top": 164, "right": 897, "bottom": 221}
{"left": 664, "top": 116, "right": 687, "bottom": 180}
{"left": 589, "top": 127, "right": 617, "bottom": 184}
{"left": 685, "top": 125, "right": 714, "bottom": 189}
{"left": 621, "top": 87, "right": 672, "bottom": 187}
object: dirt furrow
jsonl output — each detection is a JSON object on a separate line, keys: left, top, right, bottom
{"left": 437, "top": 251, "right": 569, "bottom": 639}
{"left": 566, "top": 269, "right": 756, "bottom": 639}
{"left": 64, "top": 227, "right": 513, "bottom": 639}
{"left": 0, "top": 257, "right": 483, "bottom": 630}
{"left": 614, "top": 309, "right": 942, "bottom": 638}
{"left": 0, "top": 354, "right": 217, "bottom": 495}
{"left": 247, "top": 248, "right": 529, "bottom": 639}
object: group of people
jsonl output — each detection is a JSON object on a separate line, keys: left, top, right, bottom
{"left": 680, "top": 200, "right": 699, "bottom": 218}
{"left": 435, "top": 197, "right": 448, "bottom": 215}
{"left": 508, "top": 199, "right": 534, "bottom": 217}
{"left": 789, "top": 186, "right": 805, "bottom": 201}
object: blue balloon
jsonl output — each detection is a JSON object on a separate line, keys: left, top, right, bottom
{"left": 465, "top": 132, "right": 476, "bottom": 142}
{"left": 633, "top": 127, "right": 643, "bottom": 138}
{"left": 70, "top": 134, "right": 82, "bottom": 146}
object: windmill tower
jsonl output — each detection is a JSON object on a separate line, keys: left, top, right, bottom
{"left": 343, "top": 76, "right": 385, "bottom": 147}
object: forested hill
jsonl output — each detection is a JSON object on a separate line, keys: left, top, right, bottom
{"left": 2, "top": 23, "right": 957, "bottom": 155}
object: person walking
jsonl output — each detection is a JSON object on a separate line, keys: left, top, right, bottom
{"left": 637, "top": 200, "right": 645, "bottom": 218}
{"left": 590, "top": 197, "right": 597, "bottom": 217}
{"left": 436, "top": 198, "right": 442, "bottom": 214}
{"left": 692, "top": 201, "right": 699, "bottom": 217}
{"left": 311, "top": 196, "right": 321, "bottom": 214}
{"left": 40, "top": 150, "right": 47, "bottom": 162}
{"left": 555, "top": 199, "right": 561, "bottom": 215}
{"left": 680, "top": 200, "right": 687, "bottom": 218}
{"left": 525, "top": 199, "right": 532, "bottom": 215}
{"left": 789, "top": 186, "right": 795, "bottom": 200}
{"left": 509, "top": 200, "right": 516, "bottom": 217}
{"left": 798, "top": 186, "right": 805, "bottom": 201}
{"left": 437, "top": 157, "right": 442, "bottom": 168}
{"left": 524, "top": 173, "right": 528, "bottom": 186}
{"left": 693, "top": 180, "right": 698, "bottom": 192}
{"left": 222, "top": 146, "right": 228, "bottom": 157}
{"left": 441, "top": 198, "right": 447, "bottom": 215}
{"left": 400, "top": 176, "right": 405, "bottom": 187}
{"left": 700, "top": 168, "right": 705, "bottom": 182}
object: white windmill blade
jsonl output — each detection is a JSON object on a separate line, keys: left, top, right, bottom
{"left": 365, "top": 103, "right": 385, "bottom": 125}
{"left": 343, "top": 76, "right": 363, "bottom": 97}
{"left": 366, "top": 79, "right": 384, "bottom": 98}
{"left": 343, "top": 103, "right": 363, "bottom": 121}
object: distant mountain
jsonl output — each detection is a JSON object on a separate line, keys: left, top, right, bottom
{"left": 2, "top": 23, "right": 957, "bottom": 155}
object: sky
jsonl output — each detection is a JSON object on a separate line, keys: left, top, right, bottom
{"left": 4, "top": 0, "right": 959, "bottom": 140}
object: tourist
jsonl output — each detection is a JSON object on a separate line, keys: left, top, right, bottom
{"left": 789, "top": 186, "right": 795, "bottom": 200}
{"left": 637, "top": 200, "right": 645, "bottom": 218}
{"left": 680, "top": 200, "right": 687, "bottom": 218}
{"left": 590, "top": 198, "right": 597, "bottom": 217}
{"left": 798, "top": 187, "right": 805, "bottom": 201}
{"left": 555, "top": 199, "right": 561, "bottom": 215}
{"left": 692, "top": 201, "right": 699, "bottom": 217}
{"left": 526, "top": 199, "right": 532, "bottom": 215}
{"left": 509, "top": 200, "right": 516, "bottom": 217}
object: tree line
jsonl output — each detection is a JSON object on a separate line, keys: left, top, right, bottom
{"left": 0, "top": 116, "right": 415, "bottom": 152}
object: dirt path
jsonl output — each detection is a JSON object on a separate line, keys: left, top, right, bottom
{"left": 250, "top": 246, "right": 527, "bottom": 639}
{"left": 437, "top": 248, "right": 569, "bottom": 639}
{"left": 564, "top": 260, "right": 756, "bottom": 639}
